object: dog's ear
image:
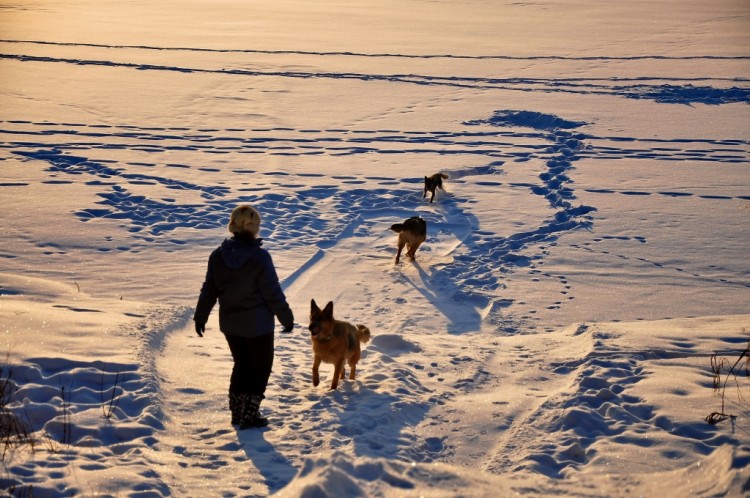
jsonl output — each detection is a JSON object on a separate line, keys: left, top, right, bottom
{"left": 311, "top": 299, "right": 319, "bottom": 312}
{"left": 323, "top": 301, "right": 334, "bottom": 318}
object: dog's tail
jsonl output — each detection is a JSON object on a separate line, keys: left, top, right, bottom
{"left": 438, "top": 173, "right": 449, "bottom": 179}
{"left": 390, "top": 223, "right": 405, "bottom": 233}
{"left": 356, "top": 325, "right": 371, "bottom": 344}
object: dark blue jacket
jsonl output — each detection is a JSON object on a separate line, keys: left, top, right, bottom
{"left": 194, "top": 235, "right": 294, "bottom": 337}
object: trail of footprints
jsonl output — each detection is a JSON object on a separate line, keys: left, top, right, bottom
{"left": 4, "top": 108, "right": 748, "bottom": 483}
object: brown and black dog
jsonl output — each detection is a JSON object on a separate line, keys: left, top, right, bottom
{"left": 308, "top": 299, "right": 371, "bottom": 390}
{"left": 390, "top": 216, "right": 427, "bottom": 264}
{"left": 423, "top": 173, "right": 448, "bottom": 203}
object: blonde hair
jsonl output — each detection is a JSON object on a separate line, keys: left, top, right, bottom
{"left": 228, "top": 205, "right": 261, "bottom": 236}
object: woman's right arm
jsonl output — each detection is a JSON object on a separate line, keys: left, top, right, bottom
{"left": 257, "top": 251, "right": 294, "bottom": 330}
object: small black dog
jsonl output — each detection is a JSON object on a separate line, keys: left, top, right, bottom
{"left": 423, "top": 173, "right": 449, "bottom": 203}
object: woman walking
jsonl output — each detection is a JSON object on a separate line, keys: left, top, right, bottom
{"left": 194, "top": 205, "right": 294, "bottom": 429}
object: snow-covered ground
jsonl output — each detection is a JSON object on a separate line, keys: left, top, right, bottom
{"left": 1, "top": 1, "right": 749, "bottom": 496}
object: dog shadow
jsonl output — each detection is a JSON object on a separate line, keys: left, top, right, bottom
{"left": 309, "top": 377, "right": 434, "bottom": 462}
{"left": 236, "top": 429, "right": 297, "bottom": 494}
{"left": 399, "top": 261, "right": 484, "bottom": 334}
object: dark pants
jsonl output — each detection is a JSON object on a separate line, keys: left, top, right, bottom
{"left": 224, "top": 332, "right": 274, "bottom": 397}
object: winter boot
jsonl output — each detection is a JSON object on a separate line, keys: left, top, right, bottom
{"left": 228, "top": 392, "right": 242, "bottom": 425}
{"left": 238, "top": 393, "right": 269, "bottom": 429}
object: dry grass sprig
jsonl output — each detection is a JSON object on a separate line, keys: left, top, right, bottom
{"left": 1, "top": 355, "right": 34, "bottom": 461}
{"left": 705, "top": 337, "right": 749, "bottom": 425}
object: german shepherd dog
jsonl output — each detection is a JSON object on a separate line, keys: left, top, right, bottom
{"left": 390, "top": 216, "right": 427, "bottom": 264}
{"left": 423, "top": 173, "right": 448, "bottom": 203}
{"left": 308, "top": 299, "right": 371, "bottom": 390}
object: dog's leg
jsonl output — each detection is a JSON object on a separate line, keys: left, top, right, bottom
{"left": 349, "top": 350, "right": 360, "bottom": 380}
{"left": 412, "top": 241, "right": 424, "bottom": 259}
{"left": 312, "top": 355, "right": 321, "bottom": 387}
{"left": 430, "top": 190, "right": 435, "bottom": 203}
{"left": 395, "top": 240, "right": 405, "bottom": 264}
{"left": 330, "top": 359, "right": 345, "bottom": 390}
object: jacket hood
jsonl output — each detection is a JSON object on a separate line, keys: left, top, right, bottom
{"left": 220, "top": 236, "right": 263, "bottom": 269}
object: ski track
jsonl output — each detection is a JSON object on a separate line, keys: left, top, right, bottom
{"left": 1, "top": 47, "right": 749, "bottom": 104}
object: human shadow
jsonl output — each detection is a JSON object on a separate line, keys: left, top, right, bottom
{"left": 302, "top": 372, "right": 437, "bottom": 463}
{"left": 236, "top": 428, "right": 298, "bottom": 494}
